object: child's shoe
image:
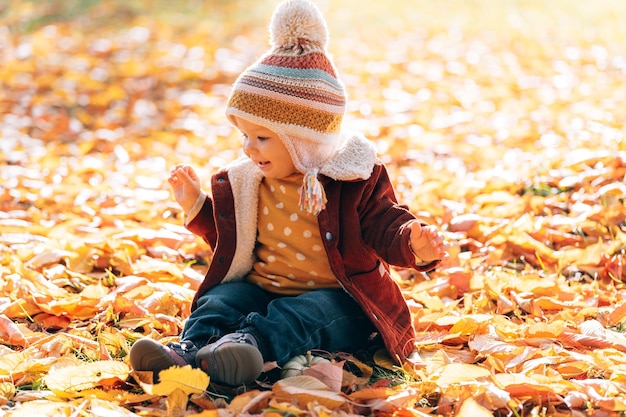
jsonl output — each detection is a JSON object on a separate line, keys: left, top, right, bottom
{"left": 195, "top": 333, "right": 263, "bottom": 386}
{"left": 130, "top": 338, "right": 198, "bottom": 379}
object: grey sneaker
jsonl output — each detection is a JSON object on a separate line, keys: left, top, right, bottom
{"left": 196, "top": 333, "right": 263, "bottom": 386}
{"left": 130, "top": 338, "right": 198, "bottom": 379}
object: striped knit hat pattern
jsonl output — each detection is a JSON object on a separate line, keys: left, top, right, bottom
{"left": 225, "top": 0, "right": 346, "bottom": 215}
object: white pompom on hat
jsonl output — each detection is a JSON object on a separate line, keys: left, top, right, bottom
{"left": 270, "top": 0, "right": 328, "bottom": 50}
{"left": 225, "top": 0, "right": 346, "bottom": 215}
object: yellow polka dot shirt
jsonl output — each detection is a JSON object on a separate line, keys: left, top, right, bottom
{"left": 246, "top": 173, "right": 340, "bottom": 294}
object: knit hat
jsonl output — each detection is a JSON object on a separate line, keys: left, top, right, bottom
{"left": 225, "top": 0, "right": 346, "bottom": 215}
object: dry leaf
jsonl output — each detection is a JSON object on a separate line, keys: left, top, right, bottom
{"left": 166, "top": 387, "right": 189, "bottom": 417}
{"left": 0, "top": 314, "right": 28, "bottom": 348}
{"left": 43, "top": 360, "right": 129, "bottom": 393}
{"left": 435, "top": 364, "right": 492, "bottom": 387}
{"left": 142, "top": 365, "right": 209, "bottom": 396}
{"left": 2, "top": 1, "right": 626, "bottom": 415}
{"left": 228, "top": 390, "right": 272, "bottom": 415}
{"left": 456, "top": 397, "right": 494, "bottom": 417}
{"left": 302, "top": 361, "right": 344, "bottom": 392}
{"left": 273, "top": 376, "right": 347, "bottom": 409}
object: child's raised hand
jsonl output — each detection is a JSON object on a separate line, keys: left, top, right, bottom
{"left": 168, "top": 164, "right": 202, "bottom": 213}
{"left": 409, "top": 221, "right": 449, "bottom": 263}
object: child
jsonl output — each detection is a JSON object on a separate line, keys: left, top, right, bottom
{"left": 130, "top": 0, "right": 449, "bottom": 387}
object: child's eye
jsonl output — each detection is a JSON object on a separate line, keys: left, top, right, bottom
{"left": 257, "top": 136, "right": 269, "bottom": 141}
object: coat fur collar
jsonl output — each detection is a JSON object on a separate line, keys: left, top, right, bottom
{"left": 220, "top": 131, "right": 377, "bottom": 281}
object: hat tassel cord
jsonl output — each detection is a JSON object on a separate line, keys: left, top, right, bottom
{"left": 299, "top": 170, "right": 327, "bottom": 216}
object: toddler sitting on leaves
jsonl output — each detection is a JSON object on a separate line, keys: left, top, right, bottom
{"left": 130, "top": 0, "right": 449, "bottom": 387}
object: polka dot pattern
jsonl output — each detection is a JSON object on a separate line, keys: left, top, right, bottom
{"left": 247, "top": 174, "right": 338, "bottom": 294}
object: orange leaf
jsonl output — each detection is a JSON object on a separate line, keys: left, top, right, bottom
{"left": 348, "top": 387, "right": 398, "bottom": 401}
{"left": 0, "top": 314, "right": 28, "bottom": 347}
{"left": 228, "top": 390, "right": 272, "bottom": 415}
{"left": 607, "top": 303, "right": 626, "bottom": 327}
{"left": 525, "top": 321, "right": 565, "bottom": 338}
{"left": 456, "top": 397, "right": 494, "bottom": 417}
{"left": 32, "top": 313, "right": 71, "bottom": 331}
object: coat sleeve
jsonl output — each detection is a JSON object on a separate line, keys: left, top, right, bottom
{"left": 358, "top": 163, "right": 439, "bottom": 271}
{"left": 185, "top": 196, "right": 218, "bottom": 250}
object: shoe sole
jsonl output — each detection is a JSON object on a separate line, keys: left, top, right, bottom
{"left": 196, "top": 343, "right": 263, "bottom": 386}
{"left": 130, "top": 338, "right": 179, "bottom": 377}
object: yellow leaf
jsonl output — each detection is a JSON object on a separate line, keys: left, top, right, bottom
{"left": 267, "top": 399, "right": 308, "bottom": 416}
{"left": 143, "top": 365, "right": 209, "bottom": 396}
{"left": 0, "top": 352, "right": 29, "bottom": 377}
{"left": 75, "top": 388, "right": 158, "bottom": 405}
{"left": 449, "top": 317, "right": 481, "bottom": 335}
{"left": 81, "top": 283, "right": 110, "bottom": 299}
{"left": 526, "top": 320, "right": 565, "bottom": 338}
{"left": 0, "top": 382, "right": 16, "bottom": 401}
{"left": 456, "top": 397, "right": 494, "bottom": 417}
{"left": 373, "top": 348, "right": 395, "bottom": 370}
{"left": 166, "top": 387, "right": 189, "bottom": 417}
{"left": 43, "top": 360, "right": 129, "bottom": 393}
{"left": 336, "top": 352, "right": 374, "bottom": 380}
{"left": 435, "top": 364, "right": 492, "bottom": 387}
{"left": 89, "top": 399, "right": 139, "bottom": 416}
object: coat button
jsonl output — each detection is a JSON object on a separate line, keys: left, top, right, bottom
{"left": 325, "top": 232, "right": 333, "bottom": 241}
{"left": 217, "top": 178, "right": 225, "bottom": 183}
{"left": 219, "top": 212, "right": 227, "bottom": 218}
{"left": 217, "top": 256, "right": 224, "bottom": 263}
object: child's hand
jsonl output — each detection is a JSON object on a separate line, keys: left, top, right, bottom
{"left": 168, "top": 164, "right": 202, "bottom": 213}
{"left": 409, "top": 221, "right": 449, "bottom": 263}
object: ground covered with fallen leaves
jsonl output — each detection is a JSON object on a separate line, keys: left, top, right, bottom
{"left": 1, "top": 0, "right": 626, "bottom": 416}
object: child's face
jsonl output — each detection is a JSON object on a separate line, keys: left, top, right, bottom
{"left": 235, "top": 116, "right": 297, "bottom": 179}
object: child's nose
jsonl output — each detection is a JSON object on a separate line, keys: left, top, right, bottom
{"left": 243, "top": 139, "right": 255, "bottom": 155}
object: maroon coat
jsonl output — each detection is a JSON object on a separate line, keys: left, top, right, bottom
{"left": 186, "top": 134, "right": 439, "bottom": 363}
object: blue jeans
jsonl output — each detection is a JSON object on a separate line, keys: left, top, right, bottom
{"left": 181, "top": 281, "right": 376, "bottom": 365}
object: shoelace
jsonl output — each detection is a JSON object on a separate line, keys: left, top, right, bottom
{"left": 179, "top": 341, "right": 195, "bottom": 352}
{"left": 232, "top": 333, "right": 259, "bottom": 348}
{"left": 170, "top": 340, "right": 196, "bottom": 358}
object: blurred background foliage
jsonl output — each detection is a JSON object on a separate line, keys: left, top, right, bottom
{"left": 4, "top": 0, "right": 626, "bottom": 43}
{"left": 2, "top": 0, "right": 625, "bottom": 198}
